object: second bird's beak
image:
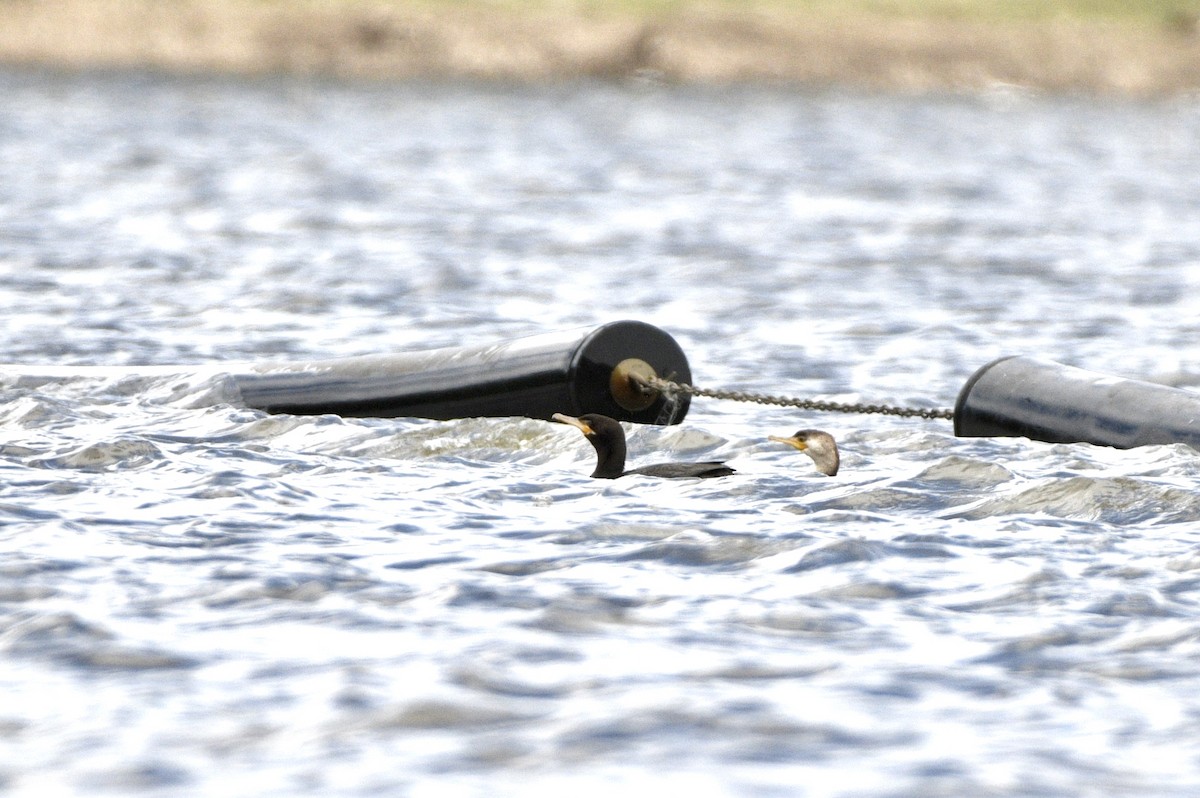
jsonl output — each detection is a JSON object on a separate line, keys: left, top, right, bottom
{"left": 769, "top": 434, "right": 807, "bottom": 451}
{"left": 552, "top": 413, "right": 593, "bottom": 436}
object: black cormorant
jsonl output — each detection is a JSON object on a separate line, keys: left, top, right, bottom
{"left": 553, "top": 413, "right": 735, "bottom": 479}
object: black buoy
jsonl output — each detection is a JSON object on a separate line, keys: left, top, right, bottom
{"left": 955, "top": 355, "right": 1200, "bottom": 449}
{"left": 0, "top": 321, "right": 691, "bottom": 425}
{"left": 234, "top": 320, "right": 691, "bottom": 423}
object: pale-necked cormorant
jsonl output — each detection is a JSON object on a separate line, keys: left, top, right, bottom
{"left": 769, "top": 429, "right": 839, "bottom": 476}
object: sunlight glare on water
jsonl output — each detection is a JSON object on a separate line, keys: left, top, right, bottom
{"left": 2, "top": 70, "right": 1200, "bottom": 796}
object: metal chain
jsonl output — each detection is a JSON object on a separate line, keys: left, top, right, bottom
{"left": 631, "top": 373, "right": 955, "bottom": 421}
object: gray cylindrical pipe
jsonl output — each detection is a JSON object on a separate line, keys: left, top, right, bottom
{"left": 955, "top": 355, "right": 1200, "bottom": 449}
{"left": 235, "top": 320, "right": 692, "bottom": 423}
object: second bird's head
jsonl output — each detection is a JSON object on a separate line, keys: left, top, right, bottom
{"left": 769, "top": 429, "right": 840, "bottom": 476}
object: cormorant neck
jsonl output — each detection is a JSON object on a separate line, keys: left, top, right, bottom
{"left": 589, "top": 432, "right": 627, "bottom": 479}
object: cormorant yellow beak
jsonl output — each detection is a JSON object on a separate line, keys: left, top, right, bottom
{"left": 553, "top": 413, "right": 594, "bottom": 436}
{"left": 769, "top": 434, "right": 808, "bottom": 451}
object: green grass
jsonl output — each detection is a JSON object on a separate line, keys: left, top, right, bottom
{"left": 807, "top": 0, "right": 1200, "bottom": 23}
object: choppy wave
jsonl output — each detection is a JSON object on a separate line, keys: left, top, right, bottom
{"left": 4, "top": 71, "right": 1200, "bottom": 796}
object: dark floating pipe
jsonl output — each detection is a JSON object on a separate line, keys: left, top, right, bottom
{"left": 955, "top": 356, "right": 1200, "bottom": 449}
{"left": 234, "top": 320, "right": 691, "bottom": 424}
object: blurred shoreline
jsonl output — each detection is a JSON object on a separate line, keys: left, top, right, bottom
{"left": 2, "top": 0, "right": 1199, "bottom": 94}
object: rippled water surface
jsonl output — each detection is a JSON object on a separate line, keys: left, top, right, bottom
{"left": 3, "top": 70, "right": 1200, "bottom": 796}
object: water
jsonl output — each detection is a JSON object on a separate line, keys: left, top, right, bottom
{"left": 3, "top": 69, "right": 1200, "bottom": 796}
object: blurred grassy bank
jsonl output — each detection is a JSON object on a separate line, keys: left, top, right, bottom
{"left": 1, "top": 0, "right": 1199, "bottom": 93}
